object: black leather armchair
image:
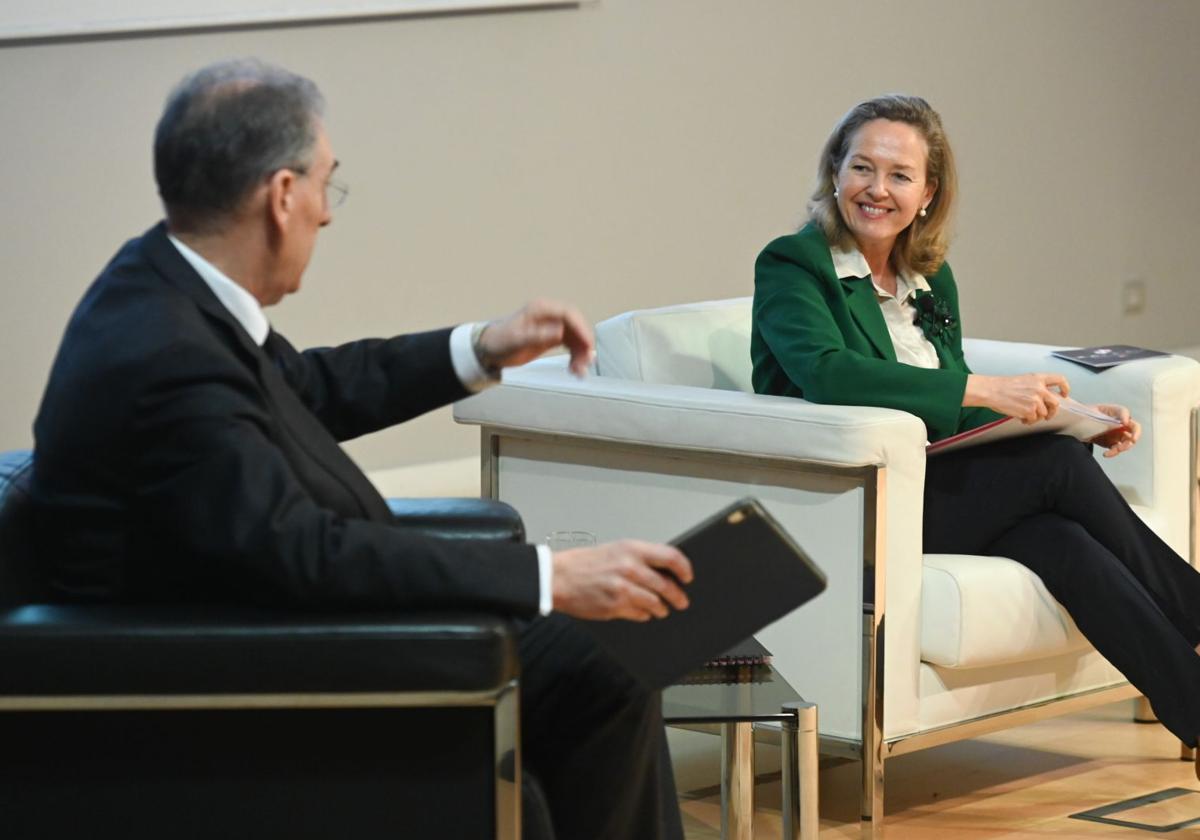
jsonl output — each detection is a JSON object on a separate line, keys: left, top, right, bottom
{"left": 0, "top": 450, "right": 533, "bottom": 840}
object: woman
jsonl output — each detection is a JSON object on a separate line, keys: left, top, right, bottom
{"left": 751, "top": 94, "right": 1200, "bottom": 763}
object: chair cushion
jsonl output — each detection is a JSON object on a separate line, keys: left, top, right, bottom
{"left": 595, "top": 297, "right": 753, "bottom": 391}
{"left": 921, "top": 502, "right": 1160, "bottom": 669}
{"left": 921, "top": 553, "right": 1088, "bottom": 669}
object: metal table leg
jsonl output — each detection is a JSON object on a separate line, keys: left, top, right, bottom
{"left": 781, "top": 701, "right": 819, "bottom": 840}
{"left": 721, "top": 721, "right": 754, "bottom": 840}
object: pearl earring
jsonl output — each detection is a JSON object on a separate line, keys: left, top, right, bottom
{"left": 833, "top": 188, "right": 840, "bottom": 198}
{"left": 919, "top": 206, "right": 928, "bottom": 217}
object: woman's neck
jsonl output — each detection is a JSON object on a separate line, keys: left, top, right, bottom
{"left": 857, "top": 241, "right": 896, "bottom": 293}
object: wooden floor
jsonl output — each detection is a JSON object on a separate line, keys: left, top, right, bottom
{"left": 678, "top": 700, "right": 1200, "bottom": 838}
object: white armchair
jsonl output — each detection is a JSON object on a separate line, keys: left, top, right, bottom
{"left": 453, "top": 297, "right": 1200, "bottom": 824}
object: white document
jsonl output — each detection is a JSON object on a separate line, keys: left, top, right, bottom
{"left": 928, "top": 397, "right": 1123, "bottom": 456}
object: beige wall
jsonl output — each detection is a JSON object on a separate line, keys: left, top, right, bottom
{"left": 2, "top": 0, "right": 1197, "bottom": 472}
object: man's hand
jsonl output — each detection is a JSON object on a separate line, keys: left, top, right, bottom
{"left": 1088, "top": 403, "right": 1141, "bottom": 457}
{"left": 964, "top": 373, "right": 1070, "bottom": 424}
{"left": 476, "top": 299, "right": 595, "bottom": 377}
{"left": 552, "top": 540, "right": 694, "bottom": 622}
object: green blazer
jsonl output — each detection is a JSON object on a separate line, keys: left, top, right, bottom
{"left": 751, "top": 223, "right": 1001, "bottom": 442}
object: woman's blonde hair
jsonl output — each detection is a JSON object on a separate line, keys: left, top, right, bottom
{"left": 808, "top": 94, "right": 957, "bottom": 276}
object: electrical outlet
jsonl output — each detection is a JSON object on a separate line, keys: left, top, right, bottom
{"left": 1122, "top": 279, "right": 1146, "bottom": 316}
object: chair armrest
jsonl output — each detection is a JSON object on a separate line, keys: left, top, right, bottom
{"left": 387, "top": 497, "right": 525, "bottom": 543}
{"left": 455, "top": 358, "right": 929, "bottom": 468}
{"left": 0, "top": 451, "right": 524, "bottom": 705}
{"left": 965, "top": 339, "right": 1200, "bottom": 543}
{"left": 964, "top": 339, "right": 1200, "bottom": 428}
{"left": 965, "top": 338, "right": 1200, "bottom": 408}
{"left": 0, "top": 605, "right": 518, "bottom": 701}
{"left": 456, "top": 360, "right": 933, "bottom": 739}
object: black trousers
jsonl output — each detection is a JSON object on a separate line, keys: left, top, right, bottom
{"left": 515, "top": 614, "right": 684, "bottom": 840}
{"left": 924, "top": 434, "right": 1200, "bottom": 745}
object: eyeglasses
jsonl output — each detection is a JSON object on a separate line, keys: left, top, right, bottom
{"left": 278, "top": 165, "right": 348, "bottom": 210}
{"left": 325, "top": 176, "right": 349, "bottom": 209}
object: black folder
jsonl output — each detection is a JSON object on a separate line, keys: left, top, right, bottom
{"left": 577, "top": 498, "right": 826, "bottom": 689}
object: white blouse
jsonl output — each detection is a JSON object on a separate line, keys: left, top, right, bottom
{"left": 829, "top": 246, "right": 941, "bottom": 370}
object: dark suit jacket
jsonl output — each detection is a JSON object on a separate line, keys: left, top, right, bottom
{"left": 31, "top": 222, "right": 539, "bottom": 614}
{"left": 751, "top": 223, "right": 1002, "bottom": 442}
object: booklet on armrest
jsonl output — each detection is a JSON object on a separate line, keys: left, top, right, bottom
{"left": 1051, "top": 344, "right": 1169, "bottom": 371}
{"left": 927, "top": 397, "right": 1122, "bottom": 456}
{"left": 575, "top": 498, "right": 826, "bottom": 690}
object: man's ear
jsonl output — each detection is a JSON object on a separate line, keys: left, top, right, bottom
{"left": 266, "top": 168, "right": 297, "bottom": 232}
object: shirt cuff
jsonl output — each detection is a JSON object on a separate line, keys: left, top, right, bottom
{"left": 535, "top": 544, "right": 554, "bottom": 616}
{"left": 449, "top": 322, "right": 500, "bottom": 393}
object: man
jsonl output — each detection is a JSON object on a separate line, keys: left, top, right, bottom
{"left": 31, "top": 59, "right": 689, "bottom": 839}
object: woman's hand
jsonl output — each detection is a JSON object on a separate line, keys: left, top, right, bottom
{"left": 1088, "top": 404, "right": 1141, "bottom": 457}
{"left": 964, "top": 373, "right": 1071, "bottom": 424}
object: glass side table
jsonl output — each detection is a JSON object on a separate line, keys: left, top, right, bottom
{"left": 664, "top": 665, "right": 818, "bottom": 840}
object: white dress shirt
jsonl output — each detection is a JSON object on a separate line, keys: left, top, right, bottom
{"left": 829, "top": 245, "right": 941, "bottom": 371}
{"left": 167, "top": 234, "right": 553, "bottom": 614}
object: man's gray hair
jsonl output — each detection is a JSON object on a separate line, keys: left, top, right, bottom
{"left": 154, "top": 58, "right": 325, "bottom": 232}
